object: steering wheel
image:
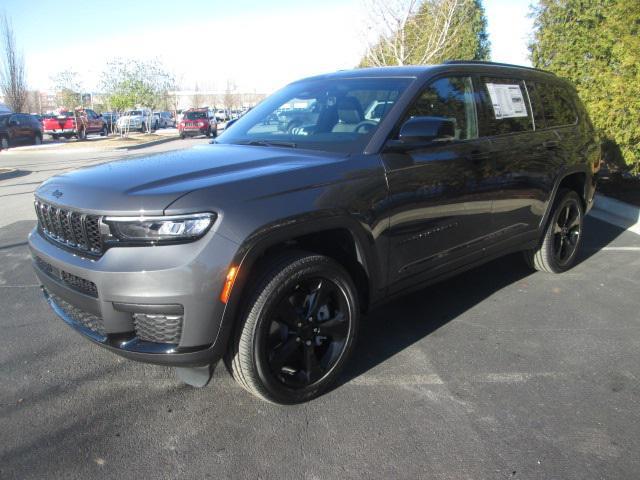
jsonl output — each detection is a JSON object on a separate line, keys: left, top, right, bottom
{"left": 354, "top": 120, "right": 378, "bottom": 134}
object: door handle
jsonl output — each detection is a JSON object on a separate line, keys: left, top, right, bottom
{"left": 542, "top": 140, "right": 559, "bottom": 149}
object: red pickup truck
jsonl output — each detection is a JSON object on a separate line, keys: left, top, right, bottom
{"left": 42, "top": 108, "right": 107, "bottom": 140}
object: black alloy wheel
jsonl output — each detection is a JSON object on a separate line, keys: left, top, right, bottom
{"left": 262, "top": 277, "right": 350, "bottom": 389}
{"left": 227, "top": 252, "right": 359, "bottom": 404}
{"left": 524, "top": 189, "right": 584, "bottom": 273}
{"left": 552, "top": 200, "right": 581, "bottom": 267}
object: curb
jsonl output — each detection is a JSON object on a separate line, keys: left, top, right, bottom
{"left": 590, "top": 193, "right": 640, "bottom": 235}
{"left": 114, "top": 136, "right": 178, "bottom": 151}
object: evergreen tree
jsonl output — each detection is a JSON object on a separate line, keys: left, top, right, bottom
{"left": 530, "top": 0, "right": 640, "bottom": 171}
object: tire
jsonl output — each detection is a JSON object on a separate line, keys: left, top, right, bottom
{"left": 524, "top": 189, "right": 584, "bottom": 273}
{"left": 51, "top": 134, "right": 59, "bottom": 140}
{"left": 226, "top": 251, "right": 360, "bottom": 404}
{"left": 100, "top": 125, "right": 108, "bottom": 137}
{"left": 34, "top": 133, "right": 42, "bottom": 145}
{"left": 0, "top": 136, "right": 9, "bottom": 150}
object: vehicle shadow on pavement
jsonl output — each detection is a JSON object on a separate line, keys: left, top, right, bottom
{"left": 338, "top": 216, "right": 627, "bottom": 387}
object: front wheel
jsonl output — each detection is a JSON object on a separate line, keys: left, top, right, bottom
{"left": 226, "top": 252, "right": 359, "bottom": 404}
{"left": 524, "top": 189, "right": 584, "bottom": 273}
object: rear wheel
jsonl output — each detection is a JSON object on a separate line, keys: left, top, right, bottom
{"left": 524, "top": 189, "right": 584, "bottom": 273}
{"left": 226, "top": 252, "right": 359, "bottom": 404}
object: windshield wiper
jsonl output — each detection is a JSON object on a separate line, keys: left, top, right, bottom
{"left": 233, "top": 139, "right": 298, "bottom": 148}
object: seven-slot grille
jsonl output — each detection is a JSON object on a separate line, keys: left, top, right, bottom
{"left": 35, "top": 200, "right": 103, "bottom": 255}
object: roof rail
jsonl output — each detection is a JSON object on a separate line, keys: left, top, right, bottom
{"left": 442, "top": 60, "right": 555, "bottom": 75}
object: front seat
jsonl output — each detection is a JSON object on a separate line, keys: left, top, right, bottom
{"left": 331, "top": 97, "right": 364, "bottom": 132}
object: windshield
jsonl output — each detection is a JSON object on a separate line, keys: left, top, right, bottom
{"left": 185, "top": 111, "right": 207, "bottom": 120}
{"left": 216, "top": 77, "right": 412, "bottom": 153}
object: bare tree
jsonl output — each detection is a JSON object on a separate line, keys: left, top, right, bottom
{"left": 191, "top": 83, "right": 203, "bottom": 108}
{"left": 0, "top": 13, "right": 27, "bottom": 112}
{"left": 51, "top": 70, "right": 82, "bottom": 110}
{"left": 361, "top": 0, "right": 469, "bottom": 66}
{"left": 223, "top": 79, "right": 237, "bottom": 112}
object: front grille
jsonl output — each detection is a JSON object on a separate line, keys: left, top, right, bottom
{"left": 133, "top": 313, "right": 183, "bottom": 344}
{"left": 49, "top": 292, "right": 105, "bottom": 335}
{"left": 35, "top": 256, "right": 98, "bottom": 298}
{"left": 35, "top": 200, "right": 104, "bottom": 255}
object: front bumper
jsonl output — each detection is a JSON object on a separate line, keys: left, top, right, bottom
{"left": 29, "top": 227, "right": 240, "bottom": 367}
{"left": 180, "top": 127, "right": 208, "bottom": 136}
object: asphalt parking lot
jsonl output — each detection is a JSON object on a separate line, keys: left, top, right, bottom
{"left": 1, "top": 145, "right": 639, "bottom": 479}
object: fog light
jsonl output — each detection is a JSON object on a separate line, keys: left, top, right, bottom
{"left": 133, "top": 313, "right": 183, "bottom": 344}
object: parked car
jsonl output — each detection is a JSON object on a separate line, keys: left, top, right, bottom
{"left": 115, "top": 109, "right": 153, "bottom": 133}
{"left": 178, "top": 108, "right": 217, "bottom": 138}
{"left": 101, "top": 112, "right": 119, "bottom": 132}
{"left": 215, "top": 109, "right": 229, "bottom": 122}
{"left": 29, "top": 62, "right": 599, "bottom": 404}
{"left": 42, "top": 108, "right": 107, "bottom": 140}
{"left": 155, "top": 111, "right": 175, "bottom": 128}
{"left": 0, "top": 113, "right": 43, "bottom": 149}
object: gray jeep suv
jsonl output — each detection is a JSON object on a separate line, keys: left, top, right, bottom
{"left": 29, "top": 62, "right": 599, "bottom": 403}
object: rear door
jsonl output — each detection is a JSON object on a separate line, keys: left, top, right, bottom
{"left": 85, "top": 109, "right": 101, "bottom": 133}
{"left": 382, "top": 75, "right": 495, "bottom": 291}
{"left": 474, "top": 75, "right": 551, "bottom": 242}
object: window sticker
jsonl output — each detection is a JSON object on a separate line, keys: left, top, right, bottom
{"left": 485, "top": 83, "right": 528, "bottom": 119}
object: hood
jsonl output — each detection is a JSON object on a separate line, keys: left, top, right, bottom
{"left": 117, "top": 115, "right": 143, "bottom": 123}
{"left": 35, "top": 144, "right": 347, "bottom": 216}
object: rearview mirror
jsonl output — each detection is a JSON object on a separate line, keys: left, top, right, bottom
{"left": 398, "top": 116, "right": 455, "bottom": 143}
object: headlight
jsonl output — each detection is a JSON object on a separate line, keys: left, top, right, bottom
{"left": 104, "top": 213, "right": 215, "bottom": 244}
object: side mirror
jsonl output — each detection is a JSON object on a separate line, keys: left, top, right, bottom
{"left": 398, "top": 116, "right": 456, "bottom": 143}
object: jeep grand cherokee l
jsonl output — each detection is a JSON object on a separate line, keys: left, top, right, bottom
{"left": 29, "top": 62, "right": 599, "bottom": 404}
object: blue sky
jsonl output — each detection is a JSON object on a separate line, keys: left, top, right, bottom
{"left": 2, "top": 0, "right": 534, "bottom": 92}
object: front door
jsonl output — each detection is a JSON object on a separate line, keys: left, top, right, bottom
{"left": 382, "top": 75, "right": 496, "bottom": 292}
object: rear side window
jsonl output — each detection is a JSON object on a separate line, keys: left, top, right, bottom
{"left": 404, "top": 76, "right": 478, "bottom": 140}
{"left": 534, "top": 82, "right": 577, "bottom": 128}
{"left": 524, "top": 81, "right": 546, "bottom": 129}
{"left": 477, "top": 77, "right": 533, "bottom": 136}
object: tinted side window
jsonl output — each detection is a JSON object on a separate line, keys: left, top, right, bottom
{"left": 478, "top": 77, "right": 533, "bottom": 136}
{"left": 405, "top": 76, "right": 478, "bottom": 140}
{"left": 535, "top": 82, "right": 577, "bottom": 128}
